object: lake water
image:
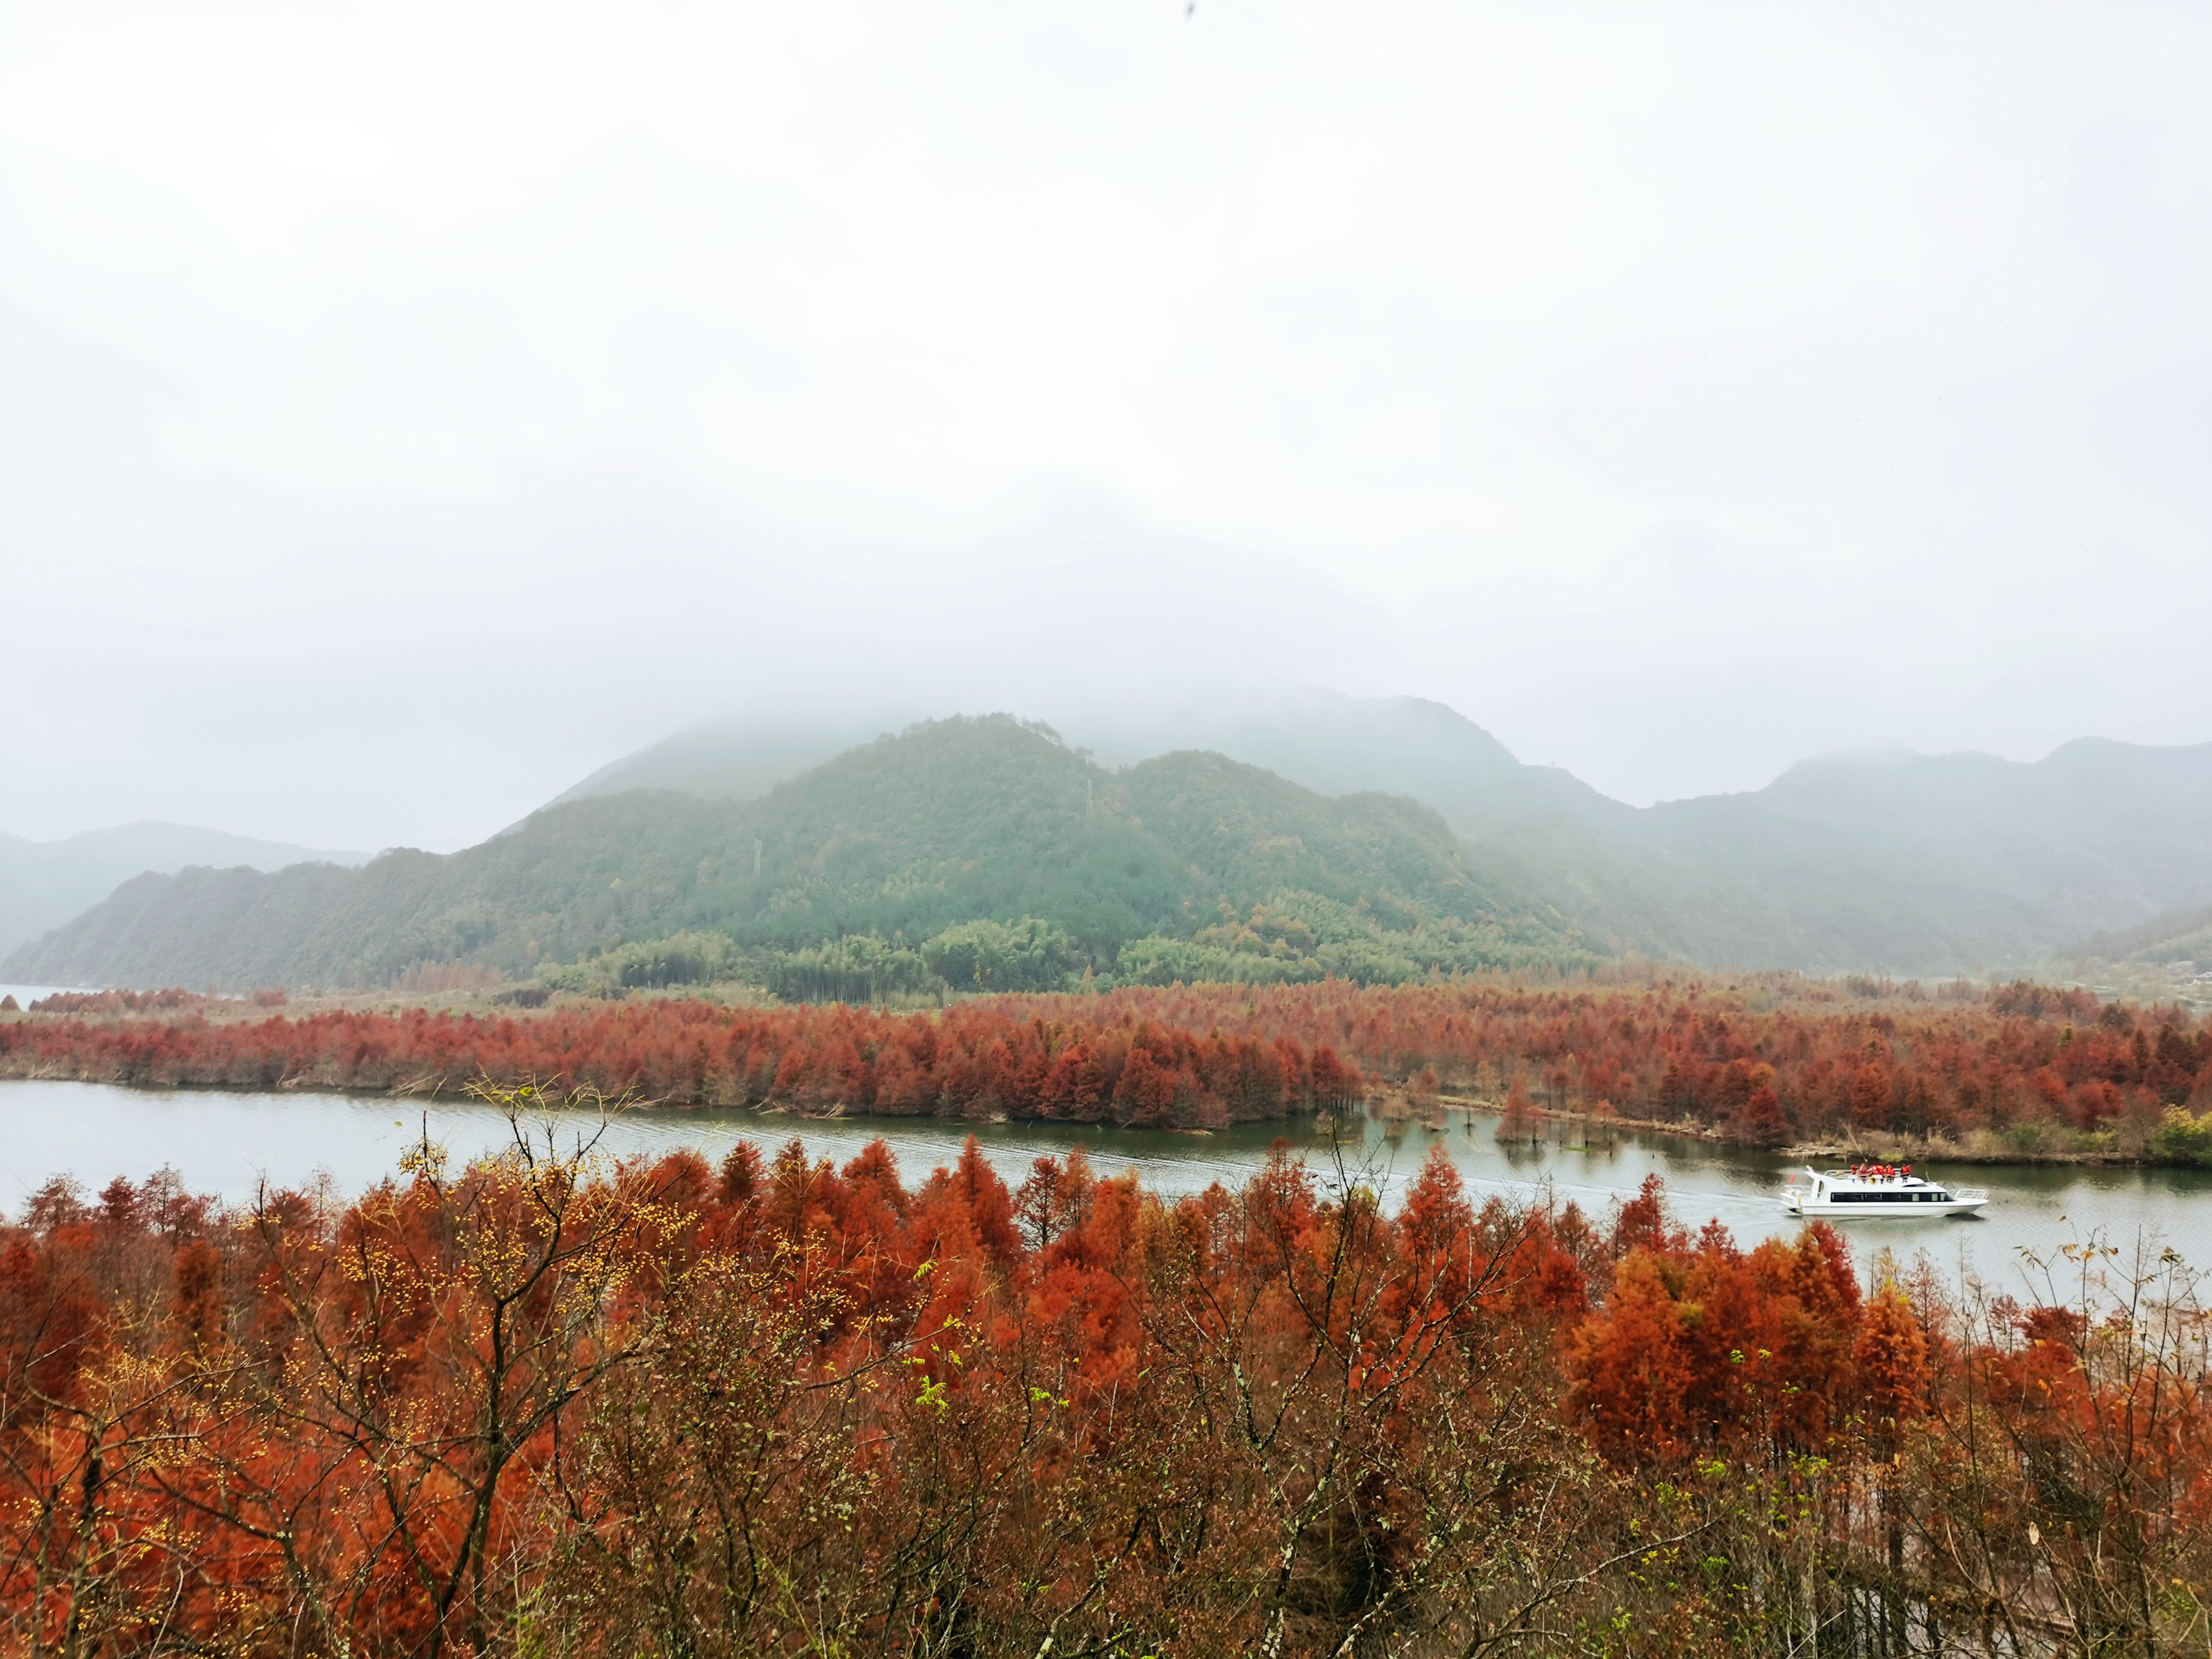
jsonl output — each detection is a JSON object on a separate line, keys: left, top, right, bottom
{"left": 1, "top": 1079, "right": 2205, "bottom": 1289}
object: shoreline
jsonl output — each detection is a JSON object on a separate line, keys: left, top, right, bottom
{"left": 1438, "top": 1096, "right": 2180, "bottom": 1171}
{"left": 0, "top": 1062, "right": 2184, "bottom": 1172}
{"left": 4, "top": 1013, "right": 2194, "bottom": 1185}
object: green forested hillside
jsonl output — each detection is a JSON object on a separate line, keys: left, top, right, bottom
{"left": 35, "top": 703, "right": 2212, "bottom": 989}
{"left": 4, "top": 717, "right": 1590, "bottom": 992}
{"left": 0, "top": 822, "right": 365, "bottom": 957}
{"left": 1161, "top": 701, "right": 2212, "bottom": 973}
{"left": 549, "top": 694, "right": 2212, "bottom": 973}
{"left": 1110, "top": 701, "right": 2212, "bottom": 973}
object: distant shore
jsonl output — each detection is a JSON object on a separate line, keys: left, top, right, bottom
{"left": 7, "top": 977, "right": 2208, "bottom": 1173}
{"left": 1436, "top": 1097, "right": 2188, "bottom": 1170}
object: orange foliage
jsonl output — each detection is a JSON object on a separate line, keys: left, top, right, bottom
{"left": 0, "top": 1081, "right": 2202, "bottom": 1655}
{"left": 8, "top": 977, "right": 2205, "bottom": 1154}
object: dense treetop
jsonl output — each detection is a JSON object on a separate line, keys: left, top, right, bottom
{"left": 0, "top": 1084, "right": 2201, "bottom": 1654}
{"left": 10, "top": 973, "right": 2210, "bottom": 1164}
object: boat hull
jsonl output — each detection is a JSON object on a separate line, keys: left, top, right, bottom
{"left": 1782, "top": 1196, "right": 1986, "bottom": 1219}
{"left": 1781, "top": 1167, "right": 1989, "bottom": 1219}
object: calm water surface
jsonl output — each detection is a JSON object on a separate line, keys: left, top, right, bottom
{"left": 1, "top": 1079, "right": 2205, "bottom": 1287}
{"left": 0, "top": 985, "right": 85, "bottom": 1008}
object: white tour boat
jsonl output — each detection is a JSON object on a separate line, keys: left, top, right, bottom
{"left": 1781, "top": 1163, "right": 1988, "bottom": 1219}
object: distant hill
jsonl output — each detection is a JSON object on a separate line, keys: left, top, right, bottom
{"left": 565, "top": 696, "right": 2212, "bottom": 974}
{"left": 1082, "top": 690, "right": 1629, "bottom": 836}
{"left": 2059, "top": 902, "right": 2212, "bottom": 968}
{"left": 1074, "top": 699, "right": 2212, "bottom": 974}
{"left": 0, "top": 821, "right": 365, "bottom": 960}
{"left": 4, "top": 717, "right": 1586, "bottom": 991}
{"left": 545, "top": 717, "right": 897, "bottom": 808}
{"left": 25, "top": 700, "right": 2212, "bottom": 985}
{"left": 549, "top": 692, "right": 1624, "bottom": 830}
{"left": 1612, "top": 740, "right": 2212, "bottom": 973}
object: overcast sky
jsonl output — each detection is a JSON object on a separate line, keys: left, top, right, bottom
{"left": 4, "top": 0, "right": 2210, "bottom": 851}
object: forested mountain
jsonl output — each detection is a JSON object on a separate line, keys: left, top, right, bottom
{"left": 0, "top": 821, "right": 364, "bottom": 959}
{"left": 4, "top": 717, "right": 1586, "bottom": 991}
{"left": 549, "top": 695, "right": 2212, "bottom": 974}
{"left": 1609, "top": 740, "right": 2212, "bottom": 971}
{"left": 552, "top": 691, "right": 1620, "bottom": 830}
{"left": 1108, "top": 702, "right": 2212, "bottom": 971}
{"left": 20, "top": 702, "right": 2212, "bottom": 988}
{"left": 543, "top": 716, "right": 896, "bottom": 810}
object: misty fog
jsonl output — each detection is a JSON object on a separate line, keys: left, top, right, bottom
{"left": 5, "top": 0, "right": 2211, "bottom": 856}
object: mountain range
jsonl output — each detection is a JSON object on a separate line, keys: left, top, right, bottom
{"left": 0, "top": 822, "right": 364, "bottom": 962}
{"left": 10, "top": 695, "right": 2212, "bottom": 990}
{"left": 4, "top": 716, "right": 1580, "bottom": 991}
{"left": 550, "top": 694, "right": 2212, "bottom": 973}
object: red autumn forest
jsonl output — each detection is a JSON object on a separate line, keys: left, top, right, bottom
{"left": 0, "top": 1076, "right": 2203, "bottom": 1656}
{"left": 7, "top": 976, "right": 2210, "bottom": 1158}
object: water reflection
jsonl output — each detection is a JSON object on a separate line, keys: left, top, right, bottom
{"left": 1, "top": 1079, "right": 2202, "bottom": 1288}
